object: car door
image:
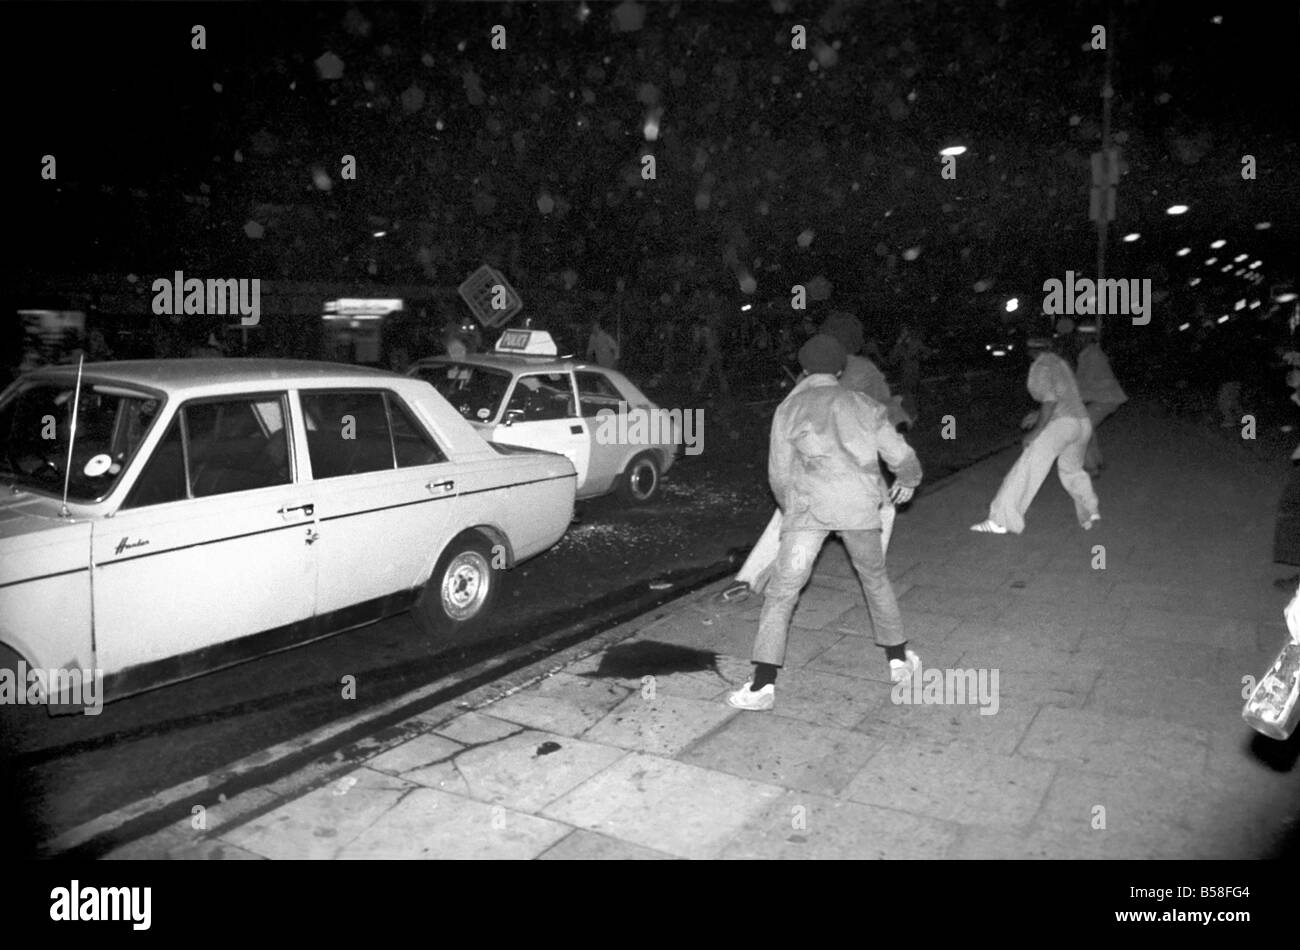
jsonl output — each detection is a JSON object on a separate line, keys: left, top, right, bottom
{"left": 574, "top": 370, "right": 631, "bottom": 496}
{"left": 300, "top": 388, "right": 458, "bottom": 616}
{"left": 92, "top": 392, "right": 318, "bottom": 678}
{"left": 491, "top": 370, "right": 592, "bottom": 491}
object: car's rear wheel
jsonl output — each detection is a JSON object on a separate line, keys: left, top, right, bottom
{"left": 617, "top": 451, "right": 661, "bottom": 504}
{"left": 412, "top": 533, "right": 502, "bottom": 637}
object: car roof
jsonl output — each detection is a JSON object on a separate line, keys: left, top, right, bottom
{"left": 22, "top": 359, "right": 401, "bottom": 396}
{"left": 411, "top": 353, "right": 592, "bottom": 374}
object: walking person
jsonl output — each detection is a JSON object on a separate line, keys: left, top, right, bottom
{"left": 971, "top": 336, "right": 1099, "bottom": 535}
{"left": 728, "top": 335, "right": 923, "bottom": 710}
{"left": 719, "top": 312, "right": 911, "bottom": 604}
{"left": 1073, "top": 320, "right": 1128, "bottom": 476}
{"left": 586, "top": 317, "right": 620, "bottom": 369}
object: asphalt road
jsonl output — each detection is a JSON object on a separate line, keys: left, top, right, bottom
{"left": 0, "top": 361, "right": 1030, "bottom": 855}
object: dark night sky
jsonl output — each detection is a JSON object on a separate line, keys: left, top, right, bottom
{"left": 4, "top": 0, "right": 1296, "bottom": 338}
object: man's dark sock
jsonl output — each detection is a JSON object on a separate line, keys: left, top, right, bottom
{"left": 752, "top": 663, "right": 778, "bottom": 690}
{"left": 885, "top": 643, "right": 909, "bottom": 663}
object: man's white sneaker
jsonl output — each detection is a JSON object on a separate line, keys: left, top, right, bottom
{"left": 889, "top": 649, "right": 921, "bottom": 684}
{"left": 970, "top": 519, "right": 1008, "bottom": 534}
{"left": 727, "top": 682, "right": 775, "bottom": 711}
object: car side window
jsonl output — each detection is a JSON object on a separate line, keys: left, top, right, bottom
{"left": 387, "top": 396, "right": 447, "bottom": 467}
{"left": 124, "top": 395, "right": 291, "bottom": 507}
{"left": 575, "top": 371, "right": 624, "bottom": 418}
{"left": 124, "top": 416, "right": 187, "bottom": 507}
{"left": 301, "top": 391, "right": 393, "bottom": 479}
{"left": 504, "top": 373, "right": 574, "bottom": 422}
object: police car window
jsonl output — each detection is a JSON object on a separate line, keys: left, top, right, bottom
{"left": 505, "top": 373, "right": 573, "bottom": 422}
{"left": 575, "top": 371, "right": 624, "bottom": 418}
{"left": 419, "top": 363, "right": 511, "bottom": 423}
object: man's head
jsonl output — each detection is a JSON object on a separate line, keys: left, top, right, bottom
{"left": 1026, "top": 335, "right": 1055, "bottom": 359}
{"left": 820, "top": 311, "right": 865, "bottom": 355}
{"left": 798, "top": 334, "right": 847, "bottom": 376}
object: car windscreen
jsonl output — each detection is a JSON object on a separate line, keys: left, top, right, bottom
{"left": 413, "top": 362, "right": 511, "bottom": 423}
{"left": 0, "top": 378, "right": 163, "bottom": 502}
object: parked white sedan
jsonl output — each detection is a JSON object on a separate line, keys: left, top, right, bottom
{"left": 0, "top": 359, "right": 575, "bottom": 709}
{"left": 409, "top": 329, "right": 680, "bottom": 503}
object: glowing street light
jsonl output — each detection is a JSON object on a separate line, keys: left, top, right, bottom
{"left": 1005, "top": 298, "right": 1019, "bottom": 312}
{"left": 1249, "top": 260, "right": 1262, "bottom": 269}
{"left": 1218, "top": 315, "right": 1229, "bottom": 323}
{"left": 1122, "top": 233, "right": 1140, "bottom": 242}
{"left": 1178, "top": 323, "right": 1191, "bottom": 331}
{"left": 1188, "top": 277, "right": 1201, "bottom": 286}
{"left": 1205, "top": 257, "right": 1217, "bottom": 265}
{"left": 939, "top": 145, "right": 967, "bottom": 156}
{"left": 1176, "top": 247, "right": 1191, "bottom": 257}
{"left": 1166, "top": 204, "right": 1189, "bottom": 215}
{"left": 1210, "top": 239, "right": 1226, "bottom": 249}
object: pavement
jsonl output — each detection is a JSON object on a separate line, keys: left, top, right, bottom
{"left": 103, "top": 396, "right": 1300, "bottom": 860}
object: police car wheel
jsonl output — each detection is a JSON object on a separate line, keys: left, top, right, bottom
{"left": 412, "top": 533, "right": 502, "bottom": 636}
{"left": 618, "top": 452, "right": 661, "bottom": 504}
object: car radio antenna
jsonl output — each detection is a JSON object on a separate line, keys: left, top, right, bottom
{"left": 59, "top": 354, "right": 85, "bottom": 519}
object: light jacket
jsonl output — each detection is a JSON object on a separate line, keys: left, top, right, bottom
{"left": 768, "top": 374, "right": 922, "bottom": 531}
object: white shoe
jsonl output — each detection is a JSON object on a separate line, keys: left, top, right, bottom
{"left": 889, "top": 649, "right": 921, "bottom": 684}
{"left": 1081, "top": 513, "right": 1101, "bottom": 530}
{"left": 727, "top": 682, "right": 775, "bottom": 711}
{"left": 970, "top": 519, "right": 1008, "bottom": 534}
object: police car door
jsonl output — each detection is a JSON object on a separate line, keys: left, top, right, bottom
{"left": 495, "top": 371, "right": 591, "bottom": 492}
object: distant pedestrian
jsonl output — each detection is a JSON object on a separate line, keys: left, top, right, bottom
{"left": 1073, "top": 321, "right": 1128, "bottom": 476}
{"left": 972, "top": 336, "right": 1099, "bottom": 534}
{"left": 586, "top": 317, "right": 620, "bottom": 369}
{"left": 691, "top": 310, "right": 729, "bottom": 397}
{"left": 728, "top": 334, "right": 923, "bottom": 711}
{"left": 890, "top": 325, "right": 932, "bottom": 421}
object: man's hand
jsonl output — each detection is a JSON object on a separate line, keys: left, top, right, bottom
{"left": 1020, "top": 410, "right": 1039, "bottom": 430}
{"left": 889, "top": 483, "right": 914, "bottom": 505}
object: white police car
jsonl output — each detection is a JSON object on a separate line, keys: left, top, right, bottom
{"left": 409, "top": 329, "right": 680, "bottom": 503}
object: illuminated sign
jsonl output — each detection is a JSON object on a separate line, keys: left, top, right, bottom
{"left": 494, "top": 329, "right": 557, "bottom": 356}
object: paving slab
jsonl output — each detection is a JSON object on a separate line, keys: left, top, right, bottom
{"left": 581, "top": 692, "right": 738, "bottom": 757}
{"left": 480, "top": 671, "right": 632, "bottom": 736}
{"left": 540, "top": 753, "right": 785, "bottom": 860}
{"left": 679, "top": 712, "right": 886, "bottom": 797}
{"left": 336, "top": 788, "right": 572, "bottom": 860}
{"left": 841, "top": 742, "right": 1056, "bottom": 827}
{"left": 537, "top": 829, "right": 677, "bottom": 860}
{"left": 221, "top": 767, "right": 414, "bottom": 860}
{"left": 717, "top": 789, "right": 960, "bottom": 860}
{"left": 1017, "top": 706, "right": 1208, "bottom": 780}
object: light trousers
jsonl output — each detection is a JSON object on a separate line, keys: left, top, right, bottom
{"left": 988, "top": 415, "right": 1097, "bottom": 534}
{"left": 752, "top": 527, "right": 906, "bottom": 667}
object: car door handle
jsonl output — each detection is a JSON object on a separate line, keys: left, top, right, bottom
{"left": 305, "top": 528, "right": 321, "bottom": 544}
{"left": 427, "top": 479, "right": 455, "bottom": 494}
{"left": 570, "top": 424, "right": 584, "bottom": 434}
{"left": 278, "top": 502, "right": 314, "bottom": 518}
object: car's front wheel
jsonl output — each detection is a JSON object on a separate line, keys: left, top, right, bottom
{"left": 412, "top": 533, "right": 502, "bottom": 637}
{"left": 617, "top": 451, "right": 661, "bottom": 504}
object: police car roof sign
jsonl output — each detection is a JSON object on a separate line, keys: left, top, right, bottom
{"left": 458, "top": 265, "right": 523, "bottom": 328}
{"left": 494, "top": 328, "right": 558, "bottom": 356}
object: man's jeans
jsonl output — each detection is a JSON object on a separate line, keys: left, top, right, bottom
{"left": 753, "top": 528, "right": 905, "bottom": 667}
{"left": 989, "top": 415, "right": 1097, "bottom": 534}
